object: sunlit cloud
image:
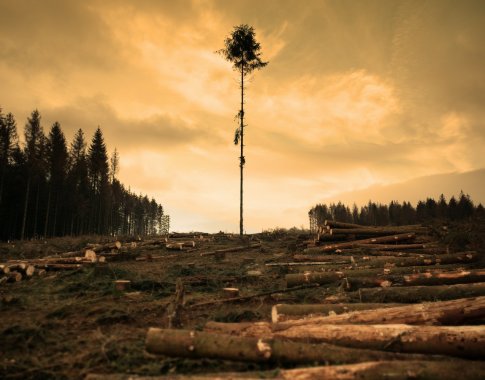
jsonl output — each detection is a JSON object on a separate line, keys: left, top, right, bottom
{"left": 1, "top": 0, "right": 484, "bottom": 232}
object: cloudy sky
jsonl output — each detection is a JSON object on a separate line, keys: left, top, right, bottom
{"left": 1, "top": 0, "right": 484, "bottom": 232}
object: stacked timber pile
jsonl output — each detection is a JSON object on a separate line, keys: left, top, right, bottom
{"left": 0, "top": 241, "right": 124, "bottom": 285}
{"left": 140, "top": 222, "right": 485, "bottom": 379}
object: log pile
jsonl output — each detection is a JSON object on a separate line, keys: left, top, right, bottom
{"left": 307, "top": 220, "right": 438, "bottom": 253}
{"left": 142, "top": 221, "right": 485, "bottom": 378}
{"left": 0, "top": 240, "right": 123, "bottom": 286}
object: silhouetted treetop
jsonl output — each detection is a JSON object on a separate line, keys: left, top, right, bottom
{"left": 218, "top": 24, "right": 268, "bottom": 74}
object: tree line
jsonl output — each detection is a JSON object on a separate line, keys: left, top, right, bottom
{"left": 0, "top": 107, "right": 167, "bottom": 241}
{"left": 309, "top": 193, "right": 484, "bottom": 230}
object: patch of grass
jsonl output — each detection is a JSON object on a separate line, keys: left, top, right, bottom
{"left": 95, "top": 309, "right": 134, "bottom": 325}
{"left": 213, "top": 309, "right": 262, "bottom": 323}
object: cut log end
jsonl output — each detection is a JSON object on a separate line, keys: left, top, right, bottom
{"left": 114, "top": 280, "right": 131, "bottom": 291}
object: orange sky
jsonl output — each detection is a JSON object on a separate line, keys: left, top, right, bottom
{"left": 1, "top": 0, "right": 484, "bottom": 232}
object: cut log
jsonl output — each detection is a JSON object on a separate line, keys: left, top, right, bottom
{"left": 324, "top": 220, "right": 362, "bottom": 229}
{"left": 342, "top": 252, "right": 478, "bottom": 269}
{"left": 266, "top": 261, "right": 347, "bottom": 267}
{"left": 84, "top": 249, "right": 97, "bottom": 262}
{"left": 293, "top": 254, "right": 356, "bottom": 263}
{"left": 0, "top": 276, "right": 7, "bottom": 285}
{"left": 165, "top": 241, "right": 196, "bottom": 249}
{"left": 86, "top": 241, "right": 122, "bottom": 253}
{"left": 189, "top": 284, "right": 320, "bottom": 308}
{"left": 7, "top": 271, "right": 22, "bottom": 282}
{"left": 271, "top": 303, "right": 405, "bottom": 323}
{"left": 279, "top": 360, "right": 485, "bottom": 380}
{"left": 285, "top": 265, "right": 461, "bottom": 288}
{"left": 356, "top": 243, "right": 440, "bottom": 251}
{"left": 345, "top": 282, "right": 485, "bottom": 303}
{"left": 205, "top": 321, "right": 485, "bottom": 359}
{"left": 56, "top": 250, "right": 84, "bottom": 258}
{"left": 114, "top": 280, "right": 131, "bottom": 292}
{"left": 307, "top": 233, "right": 416, "bottom": 253}
{"left": 0, "top": 264, "right": 10, "bottom": 275}
{"left": 145, "top": 328, "right": 442, "bottom": 364}
{"left": 403, "top": 269, "right": 485, "bottom": 286}
{"left": 166, "top": 243, "right": 184, "bottom": 250}
{"left": 276, "top": 324, "right": 485, "bottom": 359}
{"left": 273, "top": 296, "right": 485, "bottom": 327}
{"left": 39, "top": 263, "right": 83, "bottom": 271}
{"left": 36, "top": 269, "right": 47, "bottom": 277}
{"left": 200, "top": 243, "right": 261, "bottom": 257}
{"left": 330, "top": 227, "right": 428, "bottom": 236}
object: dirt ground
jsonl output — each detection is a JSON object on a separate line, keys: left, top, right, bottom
{"left": 0, "top": 224, "right": 484, "bottom": 379}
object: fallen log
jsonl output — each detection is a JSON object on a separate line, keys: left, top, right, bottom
{"left": 403, "top": 269, "right": 485, "bottom": 286}
{"left": 7, "top": 271, "right": 22, "bottom": 282}
{"left": 293, "top": 254, "right": 356, "bottom": 263}
{"left": 37, "top": 263, "right": 83, "bottom": 271}
{"left": 86, "top": 241, "right": 121, "bottom": 253}
{"left": 266, "top": 261, "right": 347, "bottom": 267}
{"left": 285, "top": 265, "right": 463, "bottom": 288}
{"left": 307, "top": 233, "right": 416, "bottom": 253}
{"left": 324, "top": 220, "right": 362, "bottom": 229}
{"left": 330, "top": 227, "right": 428, "bottom": 236}
{"left": 56, "top": 250, "right": 84, "bottom": 258}
{"left": 189, "top": 284, "right": 320, "bottom": 308}
{"left": 199, "top": 243, "right": 261, "bottom": 257}
{"left": 273, "top": 296, "right": 485, "bottom": 327}
{"left": 145, "top": 328, "right": 442, "bottom": 364}
{"left": 277, "top": 324, "right": 485, "bottom": 359}
{"left": 356, "top": 243, "right": 441, "bottom": 251}
{"left": 345, "top": 251, "right": 478, "bottom": 269}
{"left": 271, "top": 303, "right": 405, "bottom": 322}
{"left": 83, "top": 360, "right": 485, "bottom": 380}
{"left": 344, "top": 282, "right": 485, "bottom": 303}
{"left": 0, "top": 264, "right": 10, "bottom": 275}
{"left": 205, "top": 321, "right": 485, "bottom": 359}
{"left": 279, "top": 360, "right": 485, "bottom": 380}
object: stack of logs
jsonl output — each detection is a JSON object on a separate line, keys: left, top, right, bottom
{"left": 0, "top": 237, "right": 203, "bottom": 285}
{"left": 142, "top": 221, "right": 485, "bottom": 379}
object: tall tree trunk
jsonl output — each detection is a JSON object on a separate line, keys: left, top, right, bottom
{"left": 20, "top": 176, "right": 31, "bottom": 241}
{"left": 239, "top": 66, "right": 244, "bottom": 236}
{"left": 52, "top": 194, "right": 58, "bottom": 237}
{"left": 33, "top": 181, "right": 40, "bottom": 237}
{"left": 44, "top": 186, "right": 51, "bottom": 238}
{"left": 0, "top": 167, "right": 5, "bottom": 206}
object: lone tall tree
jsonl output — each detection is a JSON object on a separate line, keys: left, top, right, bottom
{"left": 219, "top": 24, "right": 268, "bottom": 235}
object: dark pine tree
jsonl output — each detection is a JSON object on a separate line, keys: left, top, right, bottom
{"left": 45, "top": 122, "right": 68, "bottom": 237}
{"left": 21, "top": 110, "right": 47, "bottom": 240}
{"left": 88, "top": 127, "right": 110, "bottom": 235}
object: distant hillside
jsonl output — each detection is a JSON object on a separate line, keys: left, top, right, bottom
{"left": 320, "top": 168, "right": 485, "bottom": 206}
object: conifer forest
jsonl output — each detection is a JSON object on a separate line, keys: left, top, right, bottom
{"left": 0, "top": 108, "right": 165, "bottom": 241}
